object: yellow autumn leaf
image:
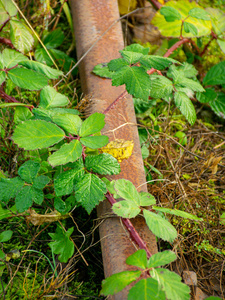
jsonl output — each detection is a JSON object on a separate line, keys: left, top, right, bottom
{"left": 118, "top": 0, "right": 137, "bottom": 15}
{"left": 99, "top": 139, "right": 134, "bottom": 162}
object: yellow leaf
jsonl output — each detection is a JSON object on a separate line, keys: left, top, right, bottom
{"left": 26, "top": 209, "right": 69, "bottom": 226}
{"left": 118, "top": 0, "right": 137, "bottom": 15}
{"left": 99, "top": 139, "right": 134, "bottom": 162}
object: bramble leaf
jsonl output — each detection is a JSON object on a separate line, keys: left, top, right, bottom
{"left": 0, "top": 204, "right": 17, "bottom": 221}
{"left": 85, "top": 153, "right": 120, "bottom": 175}
{"left": 42, "top": 28, "right": 65, "bottom": 49}
{"left": 140, "top": 55, "right": 178, "bottom": 70}
{"left": 188, "top": 7, "right": 210, "bottom": 20}
{"left": 120, "top": 51, "right": 143, "bottom": 64}
{"left": 14, "top": 107, "right": 33, "bottom": 124}
{"left": 92, "top": 63, "right": 114, "bottom": 78}
{"left": 100, "top": 271, "right": 141, "bottom": 296}
{"left": 152, "top": 206, "right": 202, "bottom": 220}
{"left": 75, "top": 174, "right": 107, "bottom": 214}
{"left": 0, "top": 230, "right": 13, "bottom": 243}
{"left": 114, "top": 179, "right": 140, "bottom": 205}
{"left": 79, "top": 112, "right": 105, "bottom": 137}
{"left": 18, "top": 160, "right": 40, "bottom": 183}
{"left": 48, "top": 226, "right": 74, "bottom": 263}
{"left": 52, "top": 114, "right": 82, "bottom": 135}
{"left": 31, "top": 187, "right": 44, "bottom": 205}
{"left": 12, "top": 120, "right": 65, "bottom": 150}
{"left": 147, "top": 250, "right": 177, "bottom": 268}
{"left": 150, "top": 75, "right": 173, "bottom": 98}
{"left": 174, "top": 92, "right": 196, "bottom": 125}
{"left": 33, "top": 175, "right": 50, "bottom": 190}
{"left": 80, "top": 135, "right": 109, "bottom": 149}
{"left": 139, "top": 192, "right": 156, "bottom": 206}
{"left": 108, "top": 58, "right": 130, "bottom": 71}
{"left": 209, "top": 92, "right": 225, "bottom": 119}
{"left": 150, "top": 268, "right": 190, "bottom": 300}
{"left": 48, "top": 140, "right": 82, "bottom": 167}
{"left": 160, "top": 6, "right": 182, "bottom": 22}
{"left": 196, "top": 88, "right": 217, "bottom": 104}
{"left": 112, "top": 200, "right": 141, "bottom": 218}
{"left": 143, "top": 210, "right": 177, "bottom": 242}
{"left": 203, "top": 61, "right": 225, "bottom": 86}
{"left": 126, "top": 249, "right": 147, "bottom": 269}
{"left": 112, "top": 66, "right": 151, "bottom": 101}
{"left": 15, "top": 186, "right": 33, "bottom": 212}
{"left": 2, "top": 49, "right": 28, "bottom": 68}
{"left": 0, "top": 0, "right": 17, "bottom": 24}
{"left": 0, "top": 177, "right": 24, "bottom": 204}
{"left": 183, "top": 22, "right": 198, "bottom": 35}
{"left": 122, "top": 44, "right": 150, "bottom": 55}
{"left": 18, "top": 61, "right": 63, "bottom": 79}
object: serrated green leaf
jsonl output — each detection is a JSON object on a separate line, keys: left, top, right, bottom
{"left": 150, "top": 268, "right": 190, "bottom": 300}
{"left": 120, "top": 51, "right": 143, "bottom": 64}
{"left": 19, "top": 61, "right": 63, "bottom": 79}
{"left": 2, "top": 49, "right": 28, "bottom": 68}
{"left": 178, "top": 62, "right": 198, "bottom": 78}
{"left": 34, "top": 48, "right": 53, "bottom": 66}
{"left": 48, "top": 226, "right": 74, "bottom": 263}
{"left": 150, "top": 75, "right": 173, "bottom": 98}
{"left": 183, "top": 21, "right": 198, "bottom": 35}
{"left": 126, "top": 249, "right": 147, "bottom": 269}
{"left": 0, "top": 230, "right": 13, "bottom": 242}
{"left": 0, "top": 0, "right": 17, "bottom": 25}
{"left": 139, "top": 192, "right": 156, "bottom": 206}
{"left": 52, "top": 113, "right": 82, "bottom": 135}
{"left": 203, "top": 61, "right": 225, "bottom": 86}
{"left": 112, "top": 66, "right": 151, "bottom": 101}
{"left": 114, "top": 179, "right": 140, "bottom": 205}
{"left": 108, "top": 58, "right": 130, "bottom": 71}
{"left": 123, "top": 44, "right": 150, "bottom": 55}
{"left": 0, "top": 204, "right": 17, "bottom": 220}
{"left": 206, "top": 8, "right": 225, "bottom": 36}
{"left": 112, "top": 200, "right": 141, "bottom": 218}
{"left": 54, "top": 159, "right": 84, "bottom": 196}
{"left": 18, "top": 160, "right": 40, "bottom": 183}
{"left": 15, "top": 186, "right": 33, "bottom": 212}
{"left": 33, "top": 175, "right": 50, "bottom": 189}
{"left": 8, "top": 68, "right": 48, "bottom": 90}
{"left": 75, "top": 174, "right": 107, "bottom": 214}
{"left": 12, "top": 120, "right": 65, "bottom": 150}
{"left": 92, "top": 63, "right": 114, "bottom": 78}
{"left": 48, "top": 140, "right": 82, "bottom": 167}
{"left": 0, "top": 177, "right": 24, "bottom": 204}
{"left": 33, "top": 107, "right": 79, "bottom": 123}
{"left": 79, "top": 112, "right": 105, "bottom": 137}
{"left": 43, "top": 28, "right": 64, "bottom": 49}
{"left": 143, "top": 210, "right": 177, "bottom": 242}
{"left": 174, "top": 92, "right": 196, "bottom": 125}
{"left": 128, "top": 278, "right": 166, "bottom": 300}
{"left": 14, "top": 107, "right": 33, "bottom": 124}
{"left": 54, "top": 197, "right": 66, "bottom": 213}
{"left": 100, "top": 271, "right": 141, "bottom": 296}
{"left": 188, "top": 7, "right": 210, "bottom": 20}
{"left": 209, "top": 92, "right": 225, "bottom": 119}
{"left": 85, "top": 153, "right": 120, "bottom": 175}
{"left": 80, "top": 135, "right": 109, "bottom": 149}
{"left": 152, "top": 206, "right": 202, "bottom": 220}
{"left": 101, "top": 178, "right": 120, "bottom": 199}
{"left": 31, "top": 187, "right": 44, "bottom": 205}
{"left": 160, "top": 6, "right": 182, "bottom": 22}
{"left": 175, "top": 77, "right": 204, "bottom": 92}
{"left": 196, "top": 88, "right": 217, "bottom": 104}
{"left": 148, "top": 250, "right": 177, "bottom": 268}
{"left": 140, "top": 55, "right": 178, "bottom": 70}
{"left": 10, "top": 19, "right": 34, "bottom": 54}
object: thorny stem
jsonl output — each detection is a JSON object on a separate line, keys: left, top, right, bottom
{"left": 0, "top": 37, "right": 14, "bottom": 49}
{"left": 103, "top": 90, "right": 128, "bottom": 114}
{"left": 105, "top": 191, "right": 152, "bottom": 259}
{"left": 148, "top": 0, "right": 162, "bottom": 10}
{"left": 200, "top": 31, "right": 217, "bottom": 56}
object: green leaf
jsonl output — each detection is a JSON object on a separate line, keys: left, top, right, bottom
{"left": 150, "top": 268, "right": 190, "bottom": 300}
{"left": 0, "top": 230, "right": 13, "bottom": 242}
{"left": 101, "top": 178, "right": 120, "bottom": 199}
{"left": 34, "top": 48, "right": 53, "bottom": 66}
{"left": 75, "top": 174, "right": 107, "bottom": 214}
{"left": 12, "top": 120, "right": 65, "bottom": 150}
{"left": 126, "top": 249, "right": 147, "bottom": 269}
{"left": 10, "top": 19, "right": 34, "bottom": 54}
{"left": 49, "top": 49, "right": 77, "bottom": 74}
{"left": 120, "top": 51, "right": 143, "bottom": 64}
{"left": 147, "top": 250, "right": 177, "bottom": 268}
{"left": 15, "top": 186, "right": 33, "bottom": 212}
{"left": 48, "top": 226, "right": 74, "bottom": 263}
{"left": 128, "top": 278, "right": 166, "bottom": 300}
{"left": 160, "top": 6, "right": 182, "bottom": 22}
{"left": 0, "top": 177, "right": 24, "bottom": 204}
{"left": 178, "top": 62, "right": 198, "bottom": 78}
{"left": 31, "top": 187, "right": 44, "bottom": 205}
{"left": 123, "top": 44, "right": 150, "bottom": 55}
{"left": 14, "top": 107, "right": 33, "bottom": 124}
{"left": 175, "top": 77, "right": 204, "bottom": 92}
{"left": 0, "top": 204, "right": 16, "bottom": 220}
{"left": 188, "top": 8, "right": 210, "bottom": 20}
{"left": 32, "top": 107, "right": 79, "bottom": 123}
{"left": 114, "top": 179, "right": 140, "bottom": 205}
{"left": 18, "top": 160, "right": 40, "bottom": 183}
{"left": 205, "top": 297, "right": 223, "bottom": 300}
{"left": 8, "top": 68, "right": 48, "bottom": 90}
{"left": 92, "top": 63, "right": 114, "bottom": 78}
{"left": 174, "top": 92, "right": 196, "bottom": 125}
{"left": 140, "top": 55, "right": 178, "bottom": 70}
{"left": 112, "top": 200, "right": 141, "bottom": 218}
{"left": 54, "top": 159, "right": 84, "bottom": 196}
{"left": 152, "top": 206, "right": 202, "bottom": 220}
{"left": 0, "top": 0, "right": 17, "bottom": 21}
{"left": 203, "top": 61, "right": 225, "bottom": 86}
{"left": 43, "top": 28, "right": 65, "bottom": 49}
{"left": 0, "top": 70, "right": 5, "bottom": 85}
{"left": 85, "top": 153, "right": 120, "bottom": 175}
{"left": 52, "top": 113, "right": 82, "bottom": 135}
{"left": 143, "top": 209, "right": 177, "bottom": 242}
{"left": 139, "top": 192, "right": 156, "bottom": 206}
{"left": 79, "top": 112, "right": 105, "bottom": 137}
{"left": 108, "top": 58, "right": 130, "bottom": 71}
{"left": 209, "top": 93, "right": 225, "bottom": 119}
{"left": 183, "top": 22, "right": 198, "bottom": 35}
{"left": 19, "top": 61, "right": 63, "bottom": 79}
{"left": 80, "top": 135, "right": 109, "bottom": 149}
{"left": 54, "top": 197, "right": 66, "bottom": 213}
{"left": 112, "top": 66, "right": 151, "bottom": 101}
{"left": 206, "top": 8, "right": 225, "bottom": 36}
{"left": 196, "top": 88, "right": 217, "bottom": 104}
{"left": 48, "top": 140, "right": 82, "bottom": 167}
{"left": 0, "top": 103, "right": 33, "bottom": 109}
{"left": 150, "top": 75, "right": 173, "bottom": 98}
{"left": 33, "top": 175, "right": 50, "bottom": 190}
{"left": 2, "top": 48, "right": 28, "bottom": 68}
{"left": 100, "top": 271, "right": 141, "bottom": 296}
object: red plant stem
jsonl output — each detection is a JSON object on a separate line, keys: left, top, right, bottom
{"left": 0, "top": 19, "right": 10, "bottom": 33}
{"left": 164, "top": 38, "right": 189, "bottom": 57}
{"left": 147, "top": 0, "right": 162, "bottom": 10}
{"left": 103, "top": 90, "right": 127, "bottom": 114}
{"left": 105, "top": 191, "right": 152, "bottom": 259}
{"left": 0, "top": 37, "right": 14, "bottom": 49}
{"left": 0, "top": 87, "right": 19, "bottom": 103}
{"left": 200, "top": 31, "right": 217, "bottom": 56}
